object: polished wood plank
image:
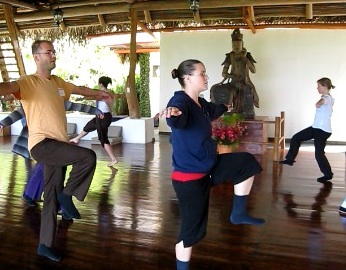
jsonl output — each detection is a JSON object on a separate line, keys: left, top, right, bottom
{"left": 1, "top": 133, "right": 346, "bottom": 270}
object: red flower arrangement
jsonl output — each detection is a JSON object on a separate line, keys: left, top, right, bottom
{"left": 212, "top": 113, "right": 247, "bottom": 146}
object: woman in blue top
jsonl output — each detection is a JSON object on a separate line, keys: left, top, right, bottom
{"left": 280, "top": 77, "right": 335, "bottom": 183}
{"left": 161, "top": 59, "right": 264, "bottom": 270}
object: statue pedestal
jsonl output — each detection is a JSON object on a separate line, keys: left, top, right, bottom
{"left": 238, "top": 116, "right": 268, "bottom": 155}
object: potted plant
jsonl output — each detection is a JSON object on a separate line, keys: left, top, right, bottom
{"left": 212, "top": 113, "right": 247, "bottom": 153}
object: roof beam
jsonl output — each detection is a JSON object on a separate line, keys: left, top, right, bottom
{"left": 193, "top": 11, "right": 202, "bottom": 23}
{"left": 306, "top": 3, "right": 313, "bottom": 19}
{"left": 3, "top": 1, "right": 346, "bottom": 24}
{"left": 144, "top": 10, "right": 152, "bottom": 23}
{"left": 98, "top": 14, "right": 107, "bottom": 31}
{"left": 248, "top": 5, "right": 255, "bottom": 21}
{"left": 114, "top": 48, "right": 159, "bottom": 54}
{"left": 0, "top": 0, "right": 37, "bottom": 10}
{"left": 8, "top": 0, "right": 343, "bottom": 14}
{"left": 59, "top": 21, "right": 67, "bottom": 31}
{"left": 243, "top": 6, "right": 256, "bottom": 33}
{"left": 1, "top": 0, "right": 346, "bottom": 30}
{"left": 10, "top": 0, "right": 343, "bottom": 11}
{"left": 9, "top": 3, "right": 129, "bottom": 22}
{"left": 137, "top": 20, "right": 156, "bottom": 39}
{"left": 132, "top": 0, "right": 346, "bottom": 11}
{"left": 51, "top": 0, "right": 126, "bottom": 9}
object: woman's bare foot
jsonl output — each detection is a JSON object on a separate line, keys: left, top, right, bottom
{"left": 70, "top": 137, "right": 79, "bottom": 144}
{"left": 108, "top": 159, "right": 118, "bottom": 167}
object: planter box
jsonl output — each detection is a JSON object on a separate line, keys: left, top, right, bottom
{"left": 115, "top": 117, "right": 154, "bottom": 144}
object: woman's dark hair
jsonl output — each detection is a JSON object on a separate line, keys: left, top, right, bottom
{"left": 317, "top": 77, "right": 335, "bottom": 90}
{"left": 171, "top": 59, "right": 202, "bottom": 88}
{"left": 99, "top": 76, "right": 112, "bottom": 88}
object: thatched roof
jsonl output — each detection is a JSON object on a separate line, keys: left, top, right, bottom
{"left": 1, "top": 0, "right": 346, "bottom": 50}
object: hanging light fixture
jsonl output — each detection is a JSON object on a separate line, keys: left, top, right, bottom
{"left": 52, "top": 8, "right": 63, "bottom": 26}
{"left": 189, "top": 0, "right": 200, "bottom": 13}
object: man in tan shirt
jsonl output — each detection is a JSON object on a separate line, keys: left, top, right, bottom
{"left": 0, "top": 40, "right": 113, "bottom": 261}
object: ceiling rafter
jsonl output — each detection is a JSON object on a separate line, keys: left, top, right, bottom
{"left": 0, "top": 3, "right": 129, "bottom": 23}
{"left": 243, "top": 6, "right": 256, "bottom": 33}
{"left": 306, "top": 3, "right": 313, "bottom": 19}
{"left": 0, "top": 0, "right": 37, "bottom": 10}
{"left": 59, "top": 21, "right": 67, "bottom": 31}
{"left": 51, "top": 0, "right": 126, "bottom": 9}
{"left": 0, "top": 0, "right": 346, "bottom": 45}
{"left": 98, "top": 14, "right": 107, "bottom": 31}
{"left": 193, "top": 10, "right": 202, "bottom": 23}
{"left": 132, "top": 0, "right": 346, "bottom": 11}
{"left": 137, "top": 20, "right": 156, "bottom": 39}
{"left": 1, "top": 1, "right": 346, "bottom": 26}
{"left": 144, "top": 10, "right": 151, "bottom": 23}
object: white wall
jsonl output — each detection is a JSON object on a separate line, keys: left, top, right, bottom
{"left": 149, "top": 52, "right": 160, "bottom": 117}
{"left": 159, "top": 29, "right": 346, "bottom": 142}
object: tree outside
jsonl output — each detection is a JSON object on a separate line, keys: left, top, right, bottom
{"left": 12, "top": 37, "right": 147, "bottom": 116}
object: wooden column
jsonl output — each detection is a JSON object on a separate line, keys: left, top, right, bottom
{"left": 126, "top": 8, "right": 141, "bottom": 119}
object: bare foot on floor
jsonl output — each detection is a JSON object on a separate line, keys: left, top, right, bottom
{"left": 108, "top": 160, "right": 118, "bottom": 167}
{"left": 70, "top": 138, "right": 79, "bottom": 144}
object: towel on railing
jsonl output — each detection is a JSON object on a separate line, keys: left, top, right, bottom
{"left": 0, "top": 101, "right": 102, "bottom": 159}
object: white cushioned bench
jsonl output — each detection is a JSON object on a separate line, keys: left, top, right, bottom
{"left": 91, "top": 126, "right": 123, "bottom": 145}
{"left": 67, "top": 123, "right": 78, "bottom": 139}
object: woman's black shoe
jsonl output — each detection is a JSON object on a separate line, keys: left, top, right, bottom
{"left": 317, "top": 174, "right": 333, "bottom": 183}
{"left": 279, "top": 159, "right": 294, "bottom": 166}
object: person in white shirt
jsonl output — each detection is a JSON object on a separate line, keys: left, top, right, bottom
{"left": 280, "top": 77, "right": 335, "bottom": 183}
{"left": 339, "top": 197, "right": 346, "bottom": 215}
{"left": 70, "top": 76, "right": 118, "bottom": 167}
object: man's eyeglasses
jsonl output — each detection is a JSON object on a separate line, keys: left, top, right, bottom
{"left": 36, "top": 51, "right": 56, "bottom": 57}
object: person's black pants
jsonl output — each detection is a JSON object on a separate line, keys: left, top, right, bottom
{"left": 31, "top": 139, "right": 96, "bottom": 247}
{"left": 285, "top": 126, "right": 332, "bottom": 177}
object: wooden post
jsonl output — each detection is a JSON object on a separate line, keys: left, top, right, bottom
{"left": 280, "top": 111, "right": 285, "bottom": 149}
{"left": 273, "top": 116, "right": 280, "bottom": 162}
{"left": 126, "top": 8, "right": 141, "bottom": 119}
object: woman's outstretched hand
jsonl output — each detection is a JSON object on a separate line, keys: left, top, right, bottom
{"left": 160, "top": 107, "right": 182, "bottom": 118}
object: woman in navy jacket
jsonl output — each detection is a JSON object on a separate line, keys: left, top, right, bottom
{"left": 161, "top": 59, "right": 265, "bottom": 270}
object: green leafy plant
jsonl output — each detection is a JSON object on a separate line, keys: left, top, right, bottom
{"left": 138, "top": 53, "right": 151, "bottom": 117}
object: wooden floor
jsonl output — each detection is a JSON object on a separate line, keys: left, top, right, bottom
{"left": 1, "top": 131, "right": 346, "bottom": 270}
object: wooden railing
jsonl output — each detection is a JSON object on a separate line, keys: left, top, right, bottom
{"left": 264, "top": 111, "right": 285, "bottom": 162}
